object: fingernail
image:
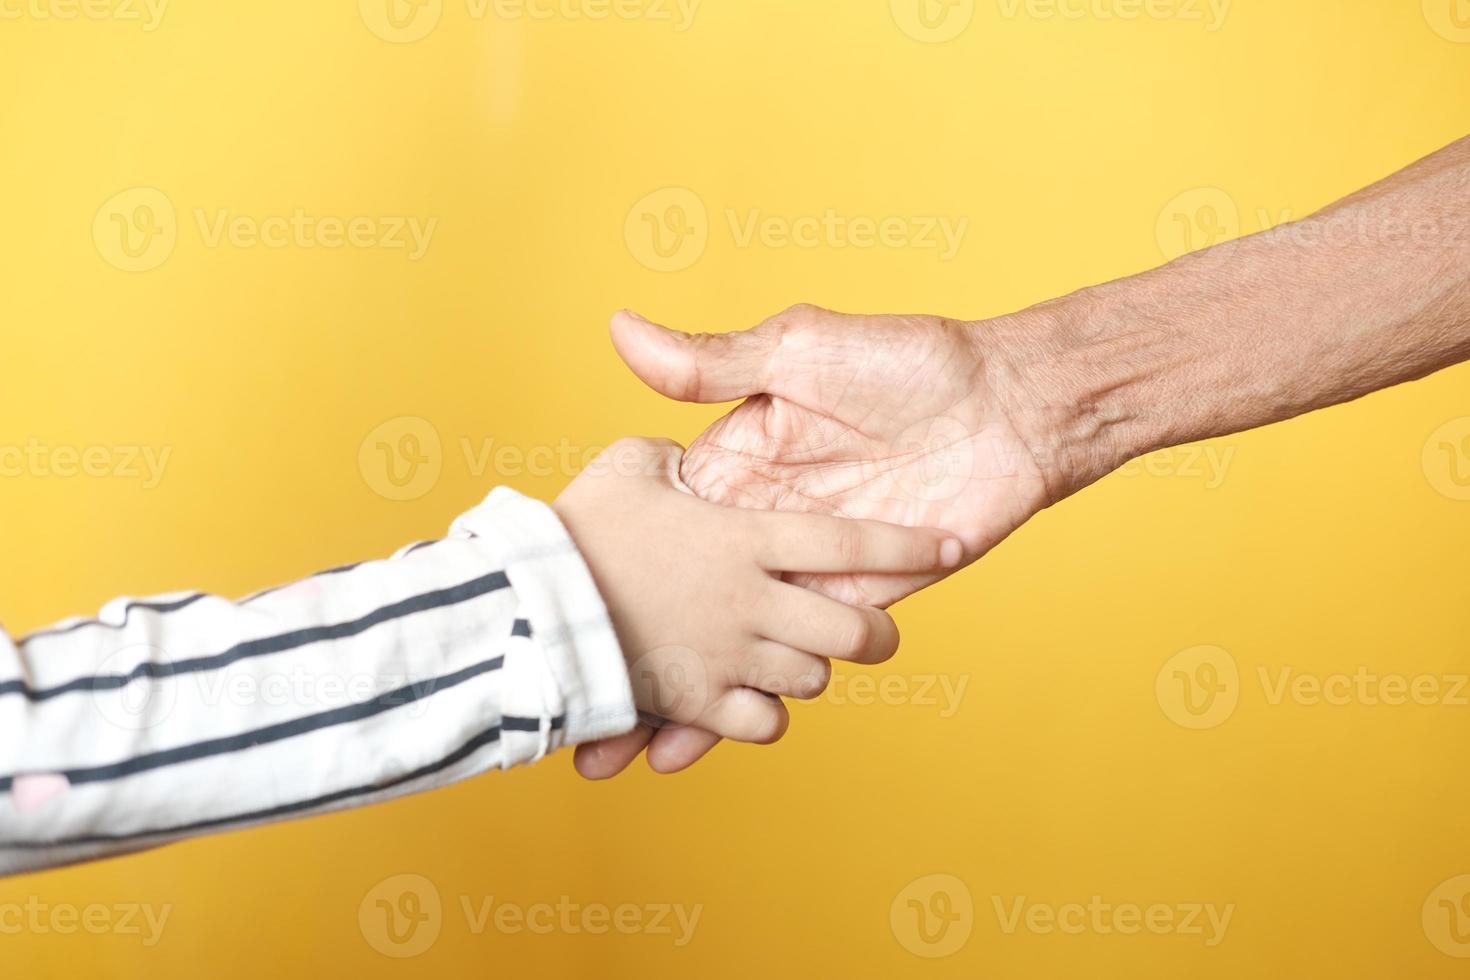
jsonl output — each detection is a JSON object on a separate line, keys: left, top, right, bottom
{"left": 940, "top": 538, "right": 964, "bottom": 568}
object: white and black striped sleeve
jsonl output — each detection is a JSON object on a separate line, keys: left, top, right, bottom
{"left": 0, "top": 487, "right": 636, "bottom": 876}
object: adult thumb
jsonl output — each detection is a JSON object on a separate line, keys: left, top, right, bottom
{"left": 609, "top": 310, "right": 773, "bottom": 404}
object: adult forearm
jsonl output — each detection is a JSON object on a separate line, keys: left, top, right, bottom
{"left": 994, "top": 135, "right": 1470, "bottom": 500}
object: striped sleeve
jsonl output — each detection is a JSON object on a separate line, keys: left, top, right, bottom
{"left": 0, "top": 487, "right": 636, "bottom": 876}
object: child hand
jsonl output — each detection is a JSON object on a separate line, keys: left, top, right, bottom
{"left": 554, "top": 438, "right": 964, "bottom": 745}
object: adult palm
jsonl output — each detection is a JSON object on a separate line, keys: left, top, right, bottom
{"left": 574, "top": 304, "right": 1063, "bottom": 779}
{"left": 614, "top": 304, "right": 1053, "bottom": 608}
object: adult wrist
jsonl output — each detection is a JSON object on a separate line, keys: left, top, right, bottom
{"left": 970, "top": 277, "right": 1197, "bottom": 504}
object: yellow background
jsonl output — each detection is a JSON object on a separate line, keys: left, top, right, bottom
{"left": 2, "top": 0, "right": 1469, "bottom": 976}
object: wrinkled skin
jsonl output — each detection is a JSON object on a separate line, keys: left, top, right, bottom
{"left": 666, "top": 306, "right": 1052, "bottom": 608}
{"left": 574, "top": 304, "right": 1062, "bottom": 779}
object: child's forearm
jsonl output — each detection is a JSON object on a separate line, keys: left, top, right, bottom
{"left": 0, "top": 489, "right": 634, "bottom": 876}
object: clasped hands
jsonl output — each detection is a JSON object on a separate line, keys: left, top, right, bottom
{"left": 555, "top": 302, "right": 1100, "bottom": 778}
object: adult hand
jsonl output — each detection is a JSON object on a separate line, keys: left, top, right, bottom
{"left": 573, "top": 301, "right": 1106, "bottom": 779}
{"left": 606, "top": 304, "right": 1082, "bottom": 607}
{"left": 577, "top": 136, "right": 1470, "bottom": 778}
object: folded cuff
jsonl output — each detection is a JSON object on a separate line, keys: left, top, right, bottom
{"left": 451, "top": 487, "right": 636, "bottom": 763}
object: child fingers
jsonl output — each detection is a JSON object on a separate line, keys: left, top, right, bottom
{"left": 700, "top": 688, "right": 791, "bottom": 744}
{"left": 743, "top": 641, "right": 833, "bottom": 700}
{"left": 750, "top": 512, "right": 964, "bottom": 574}
{"left": 756, "top": 582, "right": 901, "bottom": 665}
{"left": 645, "top": 725, "right": 724, "bottom": 774}
{"left": 573, "top": 722, "right": 655, "bottom": 781}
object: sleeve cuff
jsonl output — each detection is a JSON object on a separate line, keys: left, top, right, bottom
{"left": 451, "top": 487, "right": 637, "bottom": 763}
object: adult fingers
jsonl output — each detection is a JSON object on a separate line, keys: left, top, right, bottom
{"left": 609, "top": 310, "right": 779, "bottom": 404}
